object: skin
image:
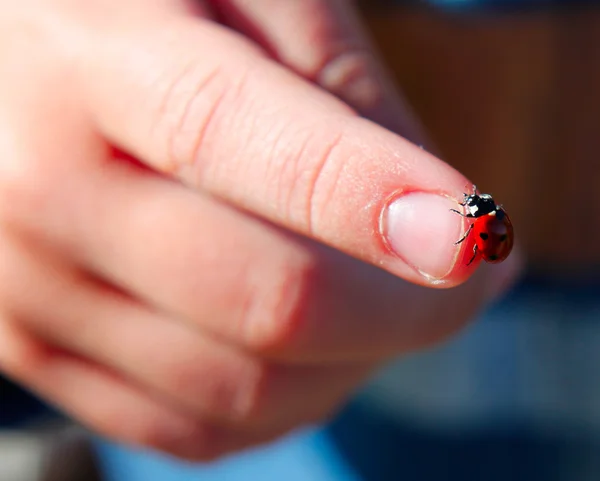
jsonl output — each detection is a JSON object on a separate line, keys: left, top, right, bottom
{"left": 0, "top": 0, "right": 522, "bottom": 461}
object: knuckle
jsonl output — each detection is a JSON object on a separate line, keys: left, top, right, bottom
{"left": 169, "top": 360, "right": 245, "bottom": 420}
{"left": 233, "top": 364, "right": 332, "bottom": 430}
{"left": 150, "top": 342, "right": 267, "bottom": 426}
{"left": 96, "top": 407, "right": 218, "bottom": 459}
{"left": 240, "top": 252, "right": 322, "bottom": 355}
{"left": 140, "top": 421, "right": 228, "bottom": 462}
{"left": 119, "top": 420, "right": 173, "bottom": 453}
{"left": 161, "top": 349, "right": 274, "bottom": 426}
{"left": 315, "top": 48, "right": 383, "bottom": 109}
{"left": 128, "top": 419, "right": 181, "bottom": 454}
{"left": 162, "top": 358, "right": 208, "bottom": 403}
{"left": 223, "top": 361, "right": 277, "bottom": 426}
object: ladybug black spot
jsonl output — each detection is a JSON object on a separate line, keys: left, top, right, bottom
{"left": 488, "top": 255, "right": 498, "bottom": 261}
{"left": 499, "top": 234, "right": 507, "bottom": 242}
{"left": 479, "top": 232, "right": 489, "bottom": 240}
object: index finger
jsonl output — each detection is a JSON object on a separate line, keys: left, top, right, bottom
{"left": 80, "top": 12, "right": 487, "bottom": 286}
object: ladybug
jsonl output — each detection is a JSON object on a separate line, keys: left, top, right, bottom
{"left": 451, "top": 185, "right": 514, "bottom": 266}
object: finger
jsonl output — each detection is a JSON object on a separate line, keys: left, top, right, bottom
{"left": 0, "top": 53, "right": 519, "bottom": 364}
{"left": 1, "top": 234, "right": 368, "bottom": 428}
{"left": 209, "top": 0, "right": 427, "bottom": 141}
{"left": 0, "top": 319, "right": 280, "bottom": 461}
{"left": 82, "top": 13, "right": 485, "bottom": 286}
{"left": 0, "top": 128, "right": 519, "bottom": 364}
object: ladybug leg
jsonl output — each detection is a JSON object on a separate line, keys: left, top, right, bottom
{"left": 454, "top": 222, "right": 474, "bottom": 245}
{"left": 451, "top": 208, "right": 475, "bottom": 218}
{"left": 467, "top": 244, "right": 478, "bottom": 266}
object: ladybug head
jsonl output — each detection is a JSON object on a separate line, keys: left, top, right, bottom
{"left": 462, "top": 192, "right": 497, "bottom": 218}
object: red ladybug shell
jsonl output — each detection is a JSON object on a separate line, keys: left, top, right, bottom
{"left": 472, "top": 209, "right": 514, "bottom": 263}
{"left": 451, "top": 185, "right": 514, "bottom": 265}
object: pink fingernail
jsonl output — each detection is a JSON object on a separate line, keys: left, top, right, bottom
{"left": 384, "top": 192, "right": 463, "bottom": 279}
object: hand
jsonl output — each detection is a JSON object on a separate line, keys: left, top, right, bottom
{"left": 0, "top": 0, "right": 521, "bottom": 460}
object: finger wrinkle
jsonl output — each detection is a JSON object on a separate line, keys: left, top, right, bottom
{"left": 305, "top": 130, "right": 345, "bottom": 236}
{"left": 172, "top": 63, "right": 252, "bottom": 182}
{"left": 152, "top": 58, "right": 204, "bottom": 171}
{"left": 315, "top": 48, "right": 384, "bottom": 113}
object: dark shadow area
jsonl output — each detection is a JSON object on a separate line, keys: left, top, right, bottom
{"left": 0, "top": 377, "right": 56, "bottom": 427}
{"left": 326, "top": 399, "right": 593, "bottom": 481}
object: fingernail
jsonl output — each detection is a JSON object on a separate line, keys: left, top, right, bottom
{"left": 384, "top": 192, "right": 462, "bottom": 279}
